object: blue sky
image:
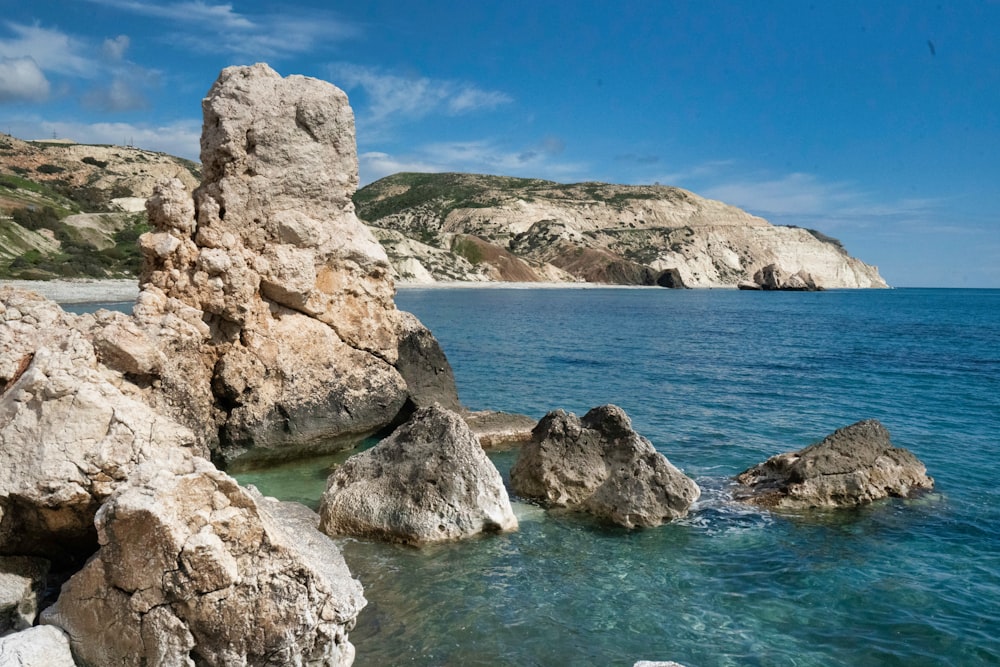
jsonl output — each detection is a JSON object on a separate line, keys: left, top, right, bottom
{"left": 1, "top": 1, "right": 997, "bottom": 287}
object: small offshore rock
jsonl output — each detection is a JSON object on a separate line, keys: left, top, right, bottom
{"left": 0, "top": 625, "right": 76, "bottom": 666}
{"left": 318, "top": 404, "right": 518, "bottom": 544}
{"left": 510, "top": 405, "right": 700, "bottom": 527}
{"left": 734, "top": 419, "right": 934, "bottom": 509}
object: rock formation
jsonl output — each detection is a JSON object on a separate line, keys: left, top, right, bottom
{"left": 355, "top": 173, "right": 889, "bottom": 289}
{"left": 0, "top": 287, "right": 203, "bottom": 563}
{"left": 510, "top": 405, "right": 700, "bottom": 527}
{"left": 0, "top": 557, "right": 48, "bottom": 634}
{"left": 464, "top": 410, "right": 538, "bottom": 450}
{"left": 734, "top": 419, "right": 934, "bottom": 509}
{"left": 319, "top": 405, "right": 518, "bottom": 544}
{"left": 41, "top": 448, "right": 365, "bottom": 666}
{"left": 128, "top": 63, "right": 458, "bottom": 466}
{"left": 737, "top": 263, "right": 821, "bottom": 291}
{"left": 0, "top": 625, "right": 76, "bottom": 667}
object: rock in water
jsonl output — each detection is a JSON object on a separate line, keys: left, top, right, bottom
{"left": 734, "top": 419, "right": 934, "bottom": 509}
{"left": 41, "top": 449, "right": 365, "bottom": 667}
{"left": 318, "top": 405, "right": 518, "bottom": 544}
{"left": 133, "top": 63, "right": 458, "bottom": 465}
{"left": 510, "top": 405, "right": 700, "bottom": 527}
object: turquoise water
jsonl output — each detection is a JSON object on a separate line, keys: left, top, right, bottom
{"left": 220, "top": 288, "right": 999, "bottom": 665}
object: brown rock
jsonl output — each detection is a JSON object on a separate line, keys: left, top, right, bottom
{"left": 734, "top": 419, "right": 934, "bottom": 509}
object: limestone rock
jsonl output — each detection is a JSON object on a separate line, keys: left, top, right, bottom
{"left": 318, "top": 404, "right": 518, "bottom": 544}
{"left": 0, "top": 557, "right": 49, "bottom": 633}
{"left": 131, "top": 63, "right": 458, "bottom": 465}
{"left": 0, "top": 625, "right": 76, "bottom": 667}
{"left": 464, "top": 410, "right": 537, "bottom": 450}
{"left": 41, "top": 449, "right": 365, "bottom": 667}
{"left": 0, "top": 288, "right": 202, "bottom": 562}
{"left": 356, "top": 173, "right": 889, "bottom": 288}
{"left": 734, "top": 419, "right": 934, "bottom": 509}
{"left": 510, "top": 405, "right": 700, "bottom": 527}
{"left": 741, "top": 263, "right": 821, "bottom": 291}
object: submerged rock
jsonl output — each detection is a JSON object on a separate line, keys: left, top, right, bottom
{"left": 510, "top": 405, "right": 700, "bottom": 527}
{"left": 464, "top": 410, "right": 537, "bottom": 450}
{"left": 318, "top": 404, "right": 518, "bottom": 544}
{"left": 42, "top": 449, "right": 365, "bottom": 667}
{"left": 734, "top": 419, "right": 934, "bottom": 509}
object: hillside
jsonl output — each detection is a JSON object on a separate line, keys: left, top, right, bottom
{"left": 354, "top": 172, "right": 889, "bottom": 288}
{"left": 0, "top": 132, "right": 199, "bottom": 279}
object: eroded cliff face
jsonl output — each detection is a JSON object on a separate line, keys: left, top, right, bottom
{"left": 355, "top": 174, "right": 889, "bottom": 288}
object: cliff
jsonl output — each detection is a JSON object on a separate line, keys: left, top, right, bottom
{"left": 355, "top": 172, "right": 889, "bottom": 289}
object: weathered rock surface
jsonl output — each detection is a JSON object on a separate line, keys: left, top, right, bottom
{"left": 734, "top": 419, "right": 934, "bottom": 509}
{"left": 737, "top": 263, "right": 821, "bottom": 291}
{"left": 42, "top": 448, "right": 365, "bottom": 667}
{"left": 0, "top": 288, "right": 202, "bottom": 562}
{"left": 319, "top": 405, "right": 518, "bottom": 544}
{"left": 130, "top": 63, "right": 459, "bottom": 465}
{"left": 356, "top": 173, "right": 889, "bottom": 288}
{"left": 0, "top": 625, "right": 76, "bottom": 666}
{"left": 510, "top": 405, "right": 700, "bottom": 527}
{"left": 464, "top": 410, "right": 537, "bottom": 450}
{"left": 0, "top": 557, "right": 48, "bottom": 634}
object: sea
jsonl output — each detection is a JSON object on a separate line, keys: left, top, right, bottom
{"left": 73, "top": 287, "right": 1000, "bottom": 666}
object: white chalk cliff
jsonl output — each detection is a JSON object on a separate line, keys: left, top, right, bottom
{"left": 355, "top": 174, "right": 888, "bottom": 288}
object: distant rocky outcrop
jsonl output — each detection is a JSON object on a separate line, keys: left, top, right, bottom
{"left": 355, "top": 172, "right": 888, "bottom": 289}
{"left": 737, "top": 263, "right": 821, "bottom": 291}
{"left": 319, "top": 405, "right": 518, "bottom": 544}
{"left": 42, "top": 448, "right": 365, "bottom": 666}
{"left": 510, "top": 405, "right": 700, "bottom": 527}
{"left": 734, "top": 419, "right": 934, "bottom": 509}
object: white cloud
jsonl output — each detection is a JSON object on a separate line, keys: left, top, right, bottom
{"left": 0, "top": 22, "right": 93, "bottom": 76}
{"left": 0, "top": 56, "right": 49, "bottom": 102}
{"left": 8, "top": 117, "right": 201, "bottom": 160}
{"left": 102, "top": 35, "right": 130, "bottom": 61}
{"left": 83, "top": 76, "right": 148, "bottom": 112}
{"left": 331, "top": 63, "right": 512, "bottom": 125}
{"left": 86, "top": 1, "right": 356, "bottom": 58}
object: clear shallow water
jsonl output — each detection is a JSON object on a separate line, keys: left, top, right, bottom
{"left": 232, "top": 287, "right": 997, "bottom": 666}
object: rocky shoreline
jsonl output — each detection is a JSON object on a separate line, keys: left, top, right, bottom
{"left": 0, "top": 65, "right": 928, "bottom": 667}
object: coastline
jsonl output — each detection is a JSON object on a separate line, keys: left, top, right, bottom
{"left": 0, "top": 278, "right": 140, "bottom": 304}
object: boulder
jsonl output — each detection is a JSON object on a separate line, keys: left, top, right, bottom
{"left": 0, "top": 288, "right": 202, "bottom": 563}
{"left": 0, "top": 557, "right": 49, "bottom": 633}
{"left": 132, "top": 63, "right": 459, "bottom": 465}
{"left": 41, "top": 448, "right": 365, "bottom": 667}
{"left": 0, "top": 625, "right": 76, "bottom": 666}
{"left": 743, "top": 263, "right": 822, "bottom": 291}
{"left": 510, "top": 405, "right": 700, "bottom": 527}
{"left": 734, "top": 419, "right": 934, "bottom": 509}
{"left": 318, "top": 404, "right": 518, "bottom": 544}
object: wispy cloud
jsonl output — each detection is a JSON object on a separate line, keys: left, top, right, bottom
{"left": 0, "top": 22, "right": 94, "bottom": 76}
{"left": 0, "top": 56, "right": 49, "bottom": 102}
{"left": 331, "top": 63, "right": 513, "bottom": 126}
{"left": 86, "top": 0, "right": 357, "bottom": 58}
{"left": 359, "top": 138, "right": 585, "bottom": 185}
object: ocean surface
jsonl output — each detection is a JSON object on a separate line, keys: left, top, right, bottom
{"left": 108, "top": 287, "right": 999, "bottom": 666}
